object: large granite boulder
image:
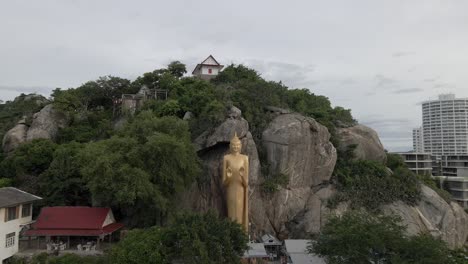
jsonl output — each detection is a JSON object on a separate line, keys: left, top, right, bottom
{"left": 184, "top": 110, "right": 337, "bottom": 239}
{"left": 262, "top": 113, "right": 337, "bottom": 188}
{"left": 337, "top": 124, "right": 386, "bottom": 163}
{"left": 382, "top": 185, "right": 468, "bottom": 249}
{"left": 26, "top": 104, "right": 68, "bottom": 141}
{"left": 184, "top": 109, "right": 468, "bottom": 247}
{"left": 2, "top": 118, "right": 28, "bottom": 153}
{"left": 183, "top": 106, "right": 261, "bottom": 215}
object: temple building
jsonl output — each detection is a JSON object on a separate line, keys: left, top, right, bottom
{"left": 192, "top": 55, "right": 223, "bottom": 80}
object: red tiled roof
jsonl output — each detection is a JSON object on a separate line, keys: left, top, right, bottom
{"left": 25, "top": 223, "right": 124, "bottom": 237}
{"left": 34, "top": 207, "right": 109, "bottom": 230}
{"left": 25, "top": 207, "right": 124, "bottom": 237}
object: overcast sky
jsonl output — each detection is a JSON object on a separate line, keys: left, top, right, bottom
{"left": 1, "top": 0, "right": 468, "bottom": 151}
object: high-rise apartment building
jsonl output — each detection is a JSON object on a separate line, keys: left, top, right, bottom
{"left": 422, "top": 94, "right": 468, "bottom": 156}
{"left": 412, "top": 127, "right": 424, "bottom": 152}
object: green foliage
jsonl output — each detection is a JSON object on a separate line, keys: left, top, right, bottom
{"left": 418, "top": 173, "right": 452, "bottom": 204}
{"left": 109, "top": 211, "right": 248, "bottom": 264}
{"left": 0, "top": 139, "right": 57, "bottom": 190}
{"left": 0, "top": 178, "right": 12, "bottom": 187}
{"left": 10, "top": 253, "right": 107, "bottom": 264}
{"left": 38, "top": 142, "right": 90, "bottom": 206}
{"left": 57, "top": 110, "right": 114, "bottom": 143}
{"left": 78, "top": 111, "right": 200, "bottom": 227}
{"left": 448, "top": 248, "right": 468, "bottom": 264}
{"left": 53, "top": 76, "right": 132, "bottom": 113}
{"left": 262, "top": 172, "right": 289, "bottom": 193}
{"left": 167, "top": 60, "right": 187, "bottom": 78}
{"left": 386, "top": 153, "right": 408, "bottom": 171}
{"left": 311, "top": 210, "right": 453, "bottom": 264}
{"left": 335, "top": 159, "right": 421, "bottom": 211}
{"left": 386, "top": 153, "right": 452, "bottom": 204}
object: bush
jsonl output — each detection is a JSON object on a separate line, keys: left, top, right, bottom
{"left": 109, "top": 211, "right": 248, "bottom": 264}
{"left": 335, "top": 160, "right": 421, "bottom": 211}
{"left": 311, "top": 210, "right": 452, "bottom": 264}
{"left": 262, "top": 172, "right": 289, "bottom": 193}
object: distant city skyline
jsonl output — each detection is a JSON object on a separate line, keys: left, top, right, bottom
{"left": 2, "top": 0, "right": 468, "bottom": 152}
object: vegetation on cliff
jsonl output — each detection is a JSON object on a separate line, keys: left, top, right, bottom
{"left": 0, "top": 61, "right": 464, "bottom": 262}
{"left": 311, "top": 210, "right": 467, "bottom": 264}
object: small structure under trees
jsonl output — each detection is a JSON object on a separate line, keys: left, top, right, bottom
{"left": 120, "top": 85, "right": 168, "bottom": 114}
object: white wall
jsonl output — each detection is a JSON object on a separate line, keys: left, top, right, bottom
{"left": 200, "top": 65, "right": 221, "bottom": 75}
{"left": 0, "top": 204, "right": 33, "bottom": 262}
{"left": 102, "top": 210, "right": 116, "bottom": 227}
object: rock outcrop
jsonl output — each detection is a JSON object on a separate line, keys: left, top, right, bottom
{"left": 337, "top": 124, "right": 387, "bottom": 163}
{"left": 185, "top": 110, "right": 337, "bottom": 239}
{"left": 2, "top": 104, "right": 69, "bottom": 153}
{"left": 2, "top": 118, "right": 29, "bottom": 153}
{"left": 182, "top": 106, "right": 468, "bottom": 247}
{"left": 383, "top": 185, "right": 468, "bottom": 249}
{"left": 262, "top": 113, "right": 337, "bottom": 188}
{"left": 26, "top": 104, "right": 68, "bottom": 141}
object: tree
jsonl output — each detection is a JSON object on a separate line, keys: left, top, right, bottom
{"left": 78, "top": 112, "right": 200, "bottom": 227}
{"left": 310, "top": 210, "right": 453, "bottom": 264}
{"left": 109, "top": 211, "right": 248, "bottom": 264}
{"left": 38, "top": 142, "right": 90, "bottom": 206}
{"left": 386, "top": 153, "right": 408, "bottom": 171}
{"left": 167, "top": 61, "right": 187, "bottom": 78}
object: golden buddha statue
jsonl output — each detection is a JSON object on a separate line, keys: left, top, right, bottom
{"left": 223, "top": 132, "right": 249, "bottom": 232}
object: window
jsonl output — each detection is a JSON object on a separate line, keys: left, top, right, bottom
{"left": 22, "top": 203, "right": 31, "bottom": 218}
{"left": 5, "top": 232, "right": 15, "bottom": 248}
{"left": 5, "top": 206, "right": 18, "bottom": 222}
{"left": 208, "top": 68, "right": 212, "bottom": 74}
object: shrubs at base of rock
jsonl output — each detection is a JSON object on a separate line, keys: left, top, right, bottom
{"left": 333, "top": 159, "right": 421, "bottom": 211}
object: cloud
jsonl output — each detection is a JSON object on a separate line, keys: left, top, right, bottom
{"left": 0, "top": 85, "right": 53, "bottom": 94}
{"left": 392, "top": 88, "right": 423, "bottom": 94}
{"left": 243, "top": 59, "right": 316, "bottom": 88}
{"left": 392, "top": 51, "right": 414, "bottom": 57}
{"left": 374, "top": 74, "right": 398, "bottom": 88}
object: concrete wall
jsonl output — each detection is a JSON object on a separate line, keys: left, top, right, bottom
{"left": 0, "top": 204, "right": 33, "bottom": 262}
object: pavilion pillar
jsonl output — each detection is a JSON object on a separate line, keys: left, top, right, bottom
{"left": 96, "top": 237, "right": 100, "bottom": 250}
{"left": 67, "top": 236, "right": 70, "bottom": 249}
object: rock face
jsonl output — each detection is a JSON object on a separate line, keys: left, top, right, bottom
{"left": 2, "top": 118, "right": 28, "bottom": 153}
{"left": 183, "top": 106, "right": 260, "bottom": 219}
{"left": 337, "top": 124, "right": 387, "bottom": 163}
{"left": 185, "top": 110, "right": 337, "bottom": 239}
{"left": 184, "top": 108, "right": 468, "bottom": 247}
{"left": 26, "top": 104, "right": 68, "bottom": 141}
{"left": 383, "top": 185, "right": 468, "bottom": 249}
{"left": 2, "top": 104, "right": 69, "bottom": 153}
{"left": 262, "top": 114, "right": 337, "bottom": 188}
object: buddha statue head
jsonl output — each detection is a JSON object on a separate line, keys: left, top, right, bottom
{"left": 230, "top": 132, "right": 242, "bottom": 154}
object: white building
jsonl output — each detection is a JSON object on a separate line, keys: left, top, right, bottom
{"left": 284, "top": 239, "right": 325, "bottom": 264}
{"left": 192, "top": 55, "right": 224, "bottom": 80}
{"left": 395, "top": 152, "right": 433, "bottom": 176}
{"left": 412, "top": 127, "right": 424, "bottom": 153}
{"left": 0, "top": 187, "right": 41, "bottom": 263}
{"left": 422, "top": 94, "right": 468, "bottom": 156}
